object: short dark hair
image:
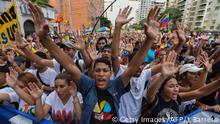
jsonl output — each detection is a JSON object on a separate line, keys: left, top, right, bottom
{"left": 94, "top": 57, "right": 111, "bottom": 70}
{"left": 55, "top": 73, "right": 74, "bottom": 85}
{"left": 0, "top": 64, "right": 9, "bottom": 73}
{"left": 35, "top": 51, "right": 47, "bottom": 59}
{"left": 101, "top": 44, "right": 111, "bottom": 52}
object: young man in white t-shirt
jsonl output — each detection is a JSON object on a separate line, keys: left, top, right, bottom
{"left": 26, "top": 51, "right": 58, "bottom": 93}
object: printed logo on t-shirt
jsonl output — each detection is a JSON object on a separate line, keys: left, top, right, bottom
{"left": 93, "top": 100, "right": 113, "bottom": 121}
{"left": 19, "top": 104, "right": 35, "bottom": 116}
{"left": 52, "top": 110, "right": 73, "bottom": 124}
{"left": 157, "top": 108, "right": 178, "bottom": 121}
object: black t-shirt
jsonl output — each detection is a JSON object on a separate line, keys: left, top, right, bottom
{"left": 141, "top": 94, "right": 181, "bottom": 124}
{"left": 90, "top": 88, "right": 117, "bottom": 124}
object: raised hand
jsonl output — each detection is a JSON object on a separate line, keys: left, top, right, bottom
{"left": 72, "top": 30, "right": 85, "bottom": 51}
{"left": 200, "top": 34, "right": 209, "bottom": 41}
{"left": 144, "top": 6, "right": 161, "bottom": 40}
{"left": 200, "top": 51, "right": 214, "bottom": 72}
{"left": 27, "top": 83, "right": 43, "bottom": 99}
{"left": 28, "top": 2, "right": 48, "bottom": 37}
{"left": 115, "top": 6, "right": 134, "bottom": 26}
{"left": 161, "top": 51, "right": 178, "bottom": 78}
{"left": 6, "top": 72, "right": 18, "bottom": 88}
{"left": 175, "top": 21, "right": 186, "bottom": 43}
{"left": 15, "top": 31, "right": 29, "bottom": 49}
{"left": 69, "top": 82, "right": 77, "bottom": 97}
{"left": 88, "top": 44, "right": 97, "bottom": 61}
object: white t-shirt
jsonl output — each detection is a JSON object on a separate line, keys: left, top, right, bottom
{"left": 118, "top": 67, "right": 152, "bottom": 123}
{"left": 8, "top": 91, "right": 48, "bottom": 117}
{"left": 45, "top": 91, "right": 83, "bottom": 123}
{"left": 52, "top": 58, "right": 87, "bottom": 74}
{"left": 27, "top": 68, "right": 58, "bottom": 87}
{"left": 0, "top": 86, "right": 17, "bottom": 108}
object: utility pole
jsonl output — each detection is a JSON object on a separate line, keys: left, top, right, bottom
{"left": 68, "top": 0, "right": 73, "bottom": 33}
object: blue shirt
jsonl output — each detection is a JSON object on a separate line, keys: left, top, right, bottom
{"left": 78, "top": 74, "right": 125, "bottom": 124}
{"left": 144, "top": 49, "right": 156, "bottom": 63}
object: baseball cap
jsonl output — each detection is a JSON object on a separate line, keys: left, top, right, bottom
{"left": 179, "top": 64, "right": 203, "bottom": 75}
{"left": 183, "top": 56, "right": 195, "bottom": 64}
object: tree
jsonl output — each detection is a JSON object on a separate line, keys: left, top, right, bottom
{"left": 159, "top": 7, "right": 182, "bottom": 23}
{"left": 194, "top": 27, "right": 204, "bottom": 33}
{"left": 99, "top": 16, "right": 111, "bottom": 28}
{"left": 30, "top": 0, "right": 52, "bottom": 8}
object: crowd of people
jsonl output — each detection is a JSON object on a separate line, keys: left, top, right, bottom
{"left": 0, "top": 1, "right": 220, "bottom": 124}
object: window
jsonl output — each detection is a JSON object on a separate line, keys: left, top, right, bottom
{"left": 215, "top": 6, "right": 220, "bottom": 10}
{"left": 207, "top": 8, "right": 211, "bottom": 12}
{"left": 210, "top": 26, "right": 214, "bottom": 29}
{"left": 213, "top": 20, "right": 216, "bottom": 24}
{"left": 218, "top": 0, "right": 220, "bottom": 3}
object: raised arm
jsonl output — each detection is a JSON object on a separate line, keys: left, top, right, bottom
{"left": 121, "top": 6, "right": 161, "bottom": 87}
{"left": 71, "top": 31, "right": 92, "bottom": 69}
{"left": 180, "top": 79, "right": 220, "bottom": 102}
{"left": 172, "top": 21, "right": 186, "bottom": 54}
{"left": 112, "top": 6, "right": 133, "bottom": 74}
{"left": 6, "top": 73, "right": 35, "bottom": 105}
{"left": 28, "top": 2, "right": 82, "bottom": 83}
{"left": 27, "top": 83, "right": 51, "bottom": 120}
{"left": 15, "top": 32, "right": 54, "bottom": 68}
{"left": 147, "top": 51, "right": 178, "bottom": 103}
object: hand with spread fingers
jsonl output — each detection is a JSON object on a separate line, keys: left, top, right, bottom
{"left": 175, "top": 21, "right": 186, "bottom": 43}
{"left": 15, "top": 31, "right": 29, "bottom": 49}
{"left": 72, "top": 31, "right": 86, "bottom": 51}
{"left": 27, "top": 83, "right": 43, "bottom": 99}
{"left": 161, "top": 51, "right": 178, "bottom": 78}
{"left": 144, "top": 6, "right": 161, "bottom": 40}
{"left": 28, "top": 2, "right": 49, "bottom": 38}
{"left": 115, "top": 6, "right": 134, "bottom": 26}
{"left": 6, "top": 72, "right": 18, "bottom": 89}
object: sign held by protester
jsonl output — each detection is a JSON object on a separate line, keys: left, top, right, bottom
{"left": 0, "top": 0, "right": 21, "bottom": 48}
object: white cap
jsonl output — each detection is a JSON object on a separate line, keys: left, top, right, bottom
{"left": 179, "top": 64, "right": 203, "bottom": 75}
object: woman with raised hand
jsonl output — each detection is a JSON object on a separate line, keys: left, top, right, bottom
{"left": 0, "top": 71, "right": 48, "bottom": 117}
{"left": 28, "top": 73, "right": 83, "bottom": 124}
{"left": 142, "top": 51, "right": 220, "bottom": 123}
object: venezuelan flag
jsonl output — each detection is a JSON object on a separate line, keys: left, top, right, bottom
{"left": 160, "top": 14, "right": 170, "bottom": 28}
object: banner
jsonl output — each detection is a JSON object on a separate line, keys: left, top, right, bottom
{"left": 0, "top": 105, "right": 53, "bottom": 124}
{"left": 0, "top": 0, "right": 21, "bottom": 48}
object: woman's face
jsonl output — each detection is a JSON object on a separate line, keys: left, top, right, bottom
{"left": 97, "top": 39, "right": 106, "bottom": 50}
{"left": 55, "top": 79, "right": 70, "bottom": 97}
{"left": 162, "top": 78, "right": 179, "bottom": 101}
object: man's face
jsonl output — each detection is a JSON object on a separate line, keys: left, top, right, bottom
{"left": 63, "top": 48, "right": 76, "bottom": 58}
{"left": 101, "top": 48, "right": 111, "bottom": 60}
{"left": 93, "top": 62, "right": 111, "bottom": 90}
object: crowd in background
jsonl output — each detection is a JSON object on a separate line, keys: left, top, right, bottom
{"left": 0, "top": 1, "right": 220, "bottom": 124}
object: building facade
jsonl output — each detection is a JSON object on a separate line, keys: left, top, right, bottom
{"left": 0, "top": 0, "right": 56, "bottom": 36}
{"left": 104, "top": 0, "right": 140, "bottom": 26}
{"left": 175, "top": 0, "right": 220, "bottom": 32}
{"left": 137, "top": 0, "right": 166, "bottom": 22}
{"left": 49, "top": 0, "right": 104, "bottom": 32}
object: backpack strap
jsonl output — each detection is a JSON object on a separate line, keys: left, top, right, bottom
{"left": 36, "top": 70, "right": 50, "bottom": 87}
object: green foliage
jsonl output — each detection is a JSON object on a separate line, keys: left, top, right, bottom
{"left": 30, "top": 0, "right": 52, "bottom": 8}
{"left": 159, "top": 7, "right": 182, "bottom": 23}
{"left": 194, "top": 27, "right": 204, "bottom": 33}
{"left": 99, "top": 16, "right": 111, "bottom": 28}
